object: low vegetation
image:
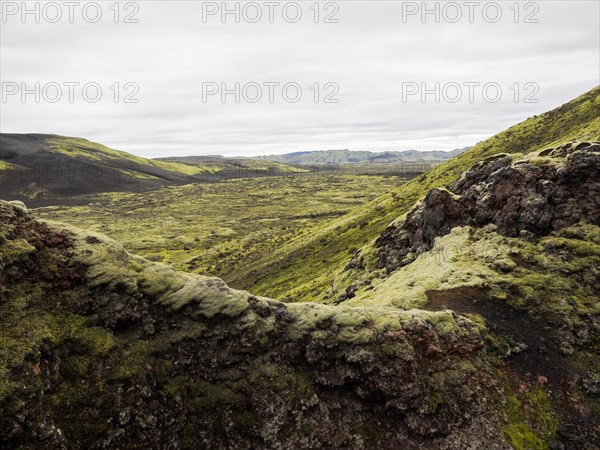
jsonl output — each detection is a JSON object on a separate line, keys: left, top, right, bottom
{"left": 33, "top": 174, "right": 403, "bottom": 289}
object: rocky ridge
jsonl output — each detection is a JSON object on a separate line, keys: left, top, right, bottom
{"left": 375, "top": 141, "right": 600, "bottom": 273}
{"left": 329, "top": 141, "right": 600, "bottom": 448}
{"left": 0, "top": 200, "right": 506, "bottom": 449}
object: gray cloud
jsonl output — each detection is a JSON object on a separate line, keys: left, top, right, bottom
{"left": 1, "top": 1, "right": 598, "bottom": 157}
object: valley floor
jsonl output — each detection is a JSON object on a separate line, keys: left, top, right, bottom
{"left": 32, "top": 173, "right": 404, "bottom": 293}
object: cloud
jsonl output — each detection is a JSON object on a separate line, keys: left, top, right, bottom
{"left": 1, "top": 1, "right": 598, "bottom": 157}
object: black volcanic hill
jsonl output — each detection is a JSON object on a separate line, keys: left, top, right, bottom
{"left": 0, "top": 134, "right": 205, "bottom": 204}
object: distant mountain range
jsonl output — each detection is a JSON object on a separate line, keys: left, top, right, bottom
{"left": 250, "top": 148, "right": 469, "bottom": 165}
{"left": 157, "top": 148, "right": 469, "bottom": 166}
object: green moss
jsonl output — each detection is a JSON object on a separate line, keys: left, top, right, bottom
{"left": 505, "top": 422, "right": 547, "bottom": 450}
{"left": 503, "top": 386, "right": 559, "bottom": 450}
{"left": 337, "top": 221, "right": 600, "bottom": 328}
{"left": 378, "top": 341, "right": 414, "bottom": 359}
{"left": 463, "top": 313, "right": 486, "bottom": 328}
{"left": 0, "top": 292, "right": 114, "bottom": 401}
{"left": 50, "top": 315, "right": 115, "bottom": 356}
{"left": 343, "top": 226, "right": 497, "bottom": 310}
{"left": 527, "top": 388, "right": 560, "bottom": 437}
{"left": 115, "top": 340, "right": 152, "bottom": 380}
{"left": 138, "top": 263, "right": 186, "bottom": 299}
{"left": 0, "top": 238, "right": 36, "bottom": 265}
{"left": 286, "top": 300, "right": 470, "bottom": 344}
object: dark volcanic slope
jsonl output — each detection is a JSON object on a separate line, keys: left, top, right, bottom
{"left": 0, "top": 134, "right": 202, "bottom": 204}
{"left": 0, "top": 134, "right": 338, "bottom": 206}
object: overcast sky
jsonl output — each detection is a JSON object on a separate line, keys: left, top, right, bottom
{"left": 1, "top": 1, "right": 599, "bottom": 157}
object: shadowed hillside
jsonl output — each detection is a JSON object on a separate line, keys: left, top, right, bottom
{"left": 0, "top": 134, "right": 206, "bottom": 203}
{"left": 0, "top": 135, "right": 314, "bottom": 206}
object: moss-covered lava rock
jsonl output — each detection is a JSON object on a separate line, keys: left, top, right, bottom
{"left": 0, "top": 199, "right": 510, "bottom": 449}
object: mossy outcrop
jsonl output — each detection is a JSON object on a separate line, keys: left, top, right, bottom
{"left": 375, "top": 142, "right": 600, "bottom": 273}
{"left": 0, "top": 200, "right": 508, "bottom": 449}
{"left": 238, "top": 87, "right": 600, "bottom": 303}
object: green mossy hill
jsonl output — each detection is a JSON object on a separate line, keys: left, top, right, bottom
{"left": 0, "top": 200, "right": 507, "bottom": 449}
{"left": 241, "top": 87, "right": 600, "bottom": 302}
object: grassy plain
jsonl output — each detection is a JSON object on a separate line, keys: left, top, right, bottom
{"left": 33, "top": 173, "right": 404, "bottom": 293}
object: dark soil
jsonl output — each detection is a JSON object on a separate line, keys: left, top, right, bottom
{"left": 424, "top": 287, "right": 600, "bottom": 446}
{"left": 425, "top": 287, "right": 576, "bottom": 387}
